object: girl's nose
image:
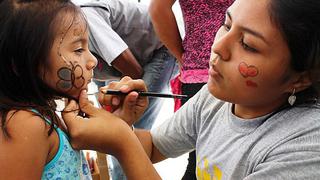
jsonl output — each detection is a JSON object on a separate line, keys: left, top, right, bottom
{"left": 87, "top": 52, "right": 98, "bottom": 70}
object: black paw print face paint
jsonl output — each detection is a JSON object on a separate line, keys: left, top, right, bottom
{"left": 56, "top": 61, "right": 85, "bottom": 92}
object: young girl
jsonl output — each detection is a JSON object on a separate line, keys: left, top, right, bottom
{"left": 0, "top": 0, "right": 159, "bottom": 179}
{"left": 64, "top": 0, "right": 320, "bottom": 179}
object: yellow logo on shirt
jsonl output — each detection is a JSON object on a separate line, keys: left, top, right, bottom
{"left": 196, "top": 157, "right": 222, "bottom": 180}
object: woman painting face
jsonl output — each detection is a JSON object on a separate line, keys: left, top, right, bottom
{"left": 44, "top": 12, "right": 97, "bottom": 99}
{"left": 207, "top": 0, "right": 298, "bottom": 118}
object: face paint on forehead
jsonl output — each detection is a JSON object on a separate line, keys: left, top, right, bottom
{"left": 57, "top": 28, "right": 71, "bottom": 65}
{"left": 73, "top": 17, "right": 86, "bottom": 37}
{"left": 57, "top": 16, "right": 85, "bottom": 66}
{"left": 238, "top": 62, "right": 259, "bottom": 88}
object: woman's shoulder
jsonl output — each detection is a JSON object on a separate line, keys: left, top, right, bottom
{"left": 285, "top": 104, "right": 320, "bottom": 122}
{"left": 256, "top": 105, "right": 320, "bottom": 143}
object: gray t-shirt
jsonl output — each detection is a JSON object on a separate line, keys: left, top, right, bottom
{"left": 80, "top": 0, "right": 162, "bottom": 66}
{"left": 151, "top": 85, "right": 320, "bottom": 179}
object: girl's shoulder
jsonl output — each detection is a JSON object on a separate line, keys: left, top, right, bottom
{"left": 6, "top": 109, "right": 51, "bottom": 136}
{"left": 0, "top": 110, "right": 54, "bottom": 178}
{"left": 3, "top": 109, "right": 56, "bottom": 153}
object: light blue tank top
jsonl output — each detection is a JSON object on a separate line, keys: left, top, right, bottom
{"left": 30, "top": 109, "right": 92, "bottom": 180}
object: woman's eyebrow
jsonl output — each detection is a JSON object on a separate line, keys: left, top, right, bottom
{"left": 227, "top": 10, "right": 269, "bottom": 44}
{"left": 240, "top": 26, "right": 268, "bottom": 44}
{"left": 226, "top": 10, "right": 232, "bottom": 21}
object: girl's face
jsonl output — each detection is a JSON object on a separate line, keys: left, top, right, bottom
{"left": 44, "top": 12, "right": 97, "bottom": 99}
{"left": 208, "top": 0, "right": 297, "bottom": 118}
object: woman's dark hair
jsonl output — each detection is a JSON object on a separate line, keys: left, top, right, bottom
{"left": 268, "top": 0, "right": 320, "bottom": 105}
{"left": 0, "top": 0, "right": 83, "bottom": 137}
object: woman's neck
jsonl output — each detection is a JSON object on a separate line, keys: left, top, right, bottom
{"left": 233, "top": 101, "right": 288, "bottom": 119}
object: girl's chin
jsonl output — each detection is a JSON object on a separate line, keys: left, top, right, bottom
{"left": 77, "top": 87, "right": 89, "bottom": 98}
{"left": 64, "top": 89, "right": 84, "bottom": 100}
{"left": 58, "top": 84, "right": 89, "bottom": 100}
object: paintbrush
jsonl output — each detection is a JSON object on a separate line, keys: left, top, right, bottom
{"left": 95, "top": 89, "right": 188, "bottom": 99}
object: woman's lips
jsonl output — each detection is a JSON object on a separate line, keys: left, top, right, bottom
{"left": 209, "top": 53, "right": 223, "bottom": 78}
{"left": 209, "top": 65, "right": 223, "bottom": 78}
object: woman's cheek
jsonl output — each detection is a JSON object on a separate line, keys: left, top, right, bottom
{"left": 238, "top": 61, "right": 259, "bottom": 88}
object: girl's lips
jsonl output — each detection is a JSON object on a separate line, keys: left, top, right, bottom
{"left": 88, "top": 75, "right": 93, "bottom": 84}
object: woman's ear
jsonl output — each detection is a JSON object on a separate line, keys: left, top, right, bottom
{"left": 291, "top": 71, "right": 312, "bottom": 93}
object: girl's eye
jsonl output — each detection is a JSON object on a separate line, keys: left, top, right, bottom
{"left": 240, "top": 38, "right": 257, "bottom": 53}
{"left": 75, "top": 48, "right": 84, "bottom": 54}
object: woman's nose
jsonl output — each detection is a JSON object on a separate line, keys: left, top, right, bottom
{"left": 211, "top": 31, "right": 232, "bottom": 61}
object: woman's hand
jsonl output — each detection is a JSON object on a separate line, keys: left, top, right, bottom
{"left": 97, "top": 76, "right": 149, "bottom": 126}
{"left": 62, "top": 90, "right": 161, "bottom": 180}
{"left": 62, "top": 90, "right": 133, "bottom": 154}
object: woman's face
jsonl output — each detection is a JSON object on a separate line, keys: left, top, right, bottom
{"left": 208, "top": 0, "right": 297, "bottom": 117}
{"left": 44, "top": 12, "right": 97, "bottom": 99}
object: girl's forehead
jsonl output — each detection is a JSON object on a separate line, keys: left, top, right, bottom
{"left": 55, "top": 12, "right": 87, "bottom": 38}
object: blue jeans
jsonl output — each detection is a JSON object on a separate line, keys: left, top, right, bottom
{"left": 94, "top": 47, "right": 178, "bottom": 179}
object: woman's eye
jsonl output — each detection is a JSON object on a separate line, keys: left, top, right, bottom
{"left": 240, "top": 39, "right": 257, "bottom": 52}
{"left": 222, "top": 24, "right": 231, "bottom": 31}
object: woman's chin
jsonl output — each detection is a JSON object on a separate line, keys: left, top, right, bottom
{"left": 207, "top": 80, "right": 224, "bottom": 100}
{"left": 207, "top": 79, "right": 217, "bottom": 94}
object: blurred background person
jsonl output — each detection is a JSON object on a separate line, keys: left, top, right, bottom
{"left": 78, "top": 0, "right": 178, "bottom": 179}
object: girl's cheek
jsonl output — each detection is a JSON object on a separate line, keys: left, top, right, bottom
{"left": 55, "top": 62, "right": 86, "bottom": 92}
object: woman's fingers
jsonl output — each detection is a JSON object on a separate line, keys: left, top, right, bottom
{"left": 98, "top": 77, "right": 147, "bottom": 108}
{"left": 78, "top": 90, "right": 101, "bottom": 117}
{"left": 62, "top": 99, "right": 80, "bottom": 128}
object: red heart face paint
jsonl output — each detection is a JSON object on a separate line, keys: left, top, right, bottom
{"left": 238, "top": 62, "right": 259, "bottom": 88}
{"left": 246, "top": 80, "right": 258, "bottom": 87}
{"left": 238, "top": 62, "right": 259, "bottom": 78}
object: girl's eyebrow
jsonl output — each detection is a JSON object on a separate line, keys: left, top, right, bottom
{"left": 227, "top": 10, "right": 269, "bottom": 45}
{"left": 71, "top": 37, "right": 87, "bottom": 45}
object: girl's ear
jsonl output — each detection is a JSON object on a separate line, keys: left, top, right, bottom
{"left": 290, "top": 71, "right": 312, "bottom": 93}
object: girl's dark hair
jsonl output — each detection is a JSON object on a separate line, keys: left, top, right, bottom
{"left": 269, "top": 0, "right": 320, "bottom": 105}
{"left": 0, "top": 0, "right": 82, "bottom": 137}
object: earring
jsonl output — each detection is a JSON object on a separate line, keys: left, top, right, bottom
{"left": 288, "top": 88, "right": 296, "bottom": 106}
